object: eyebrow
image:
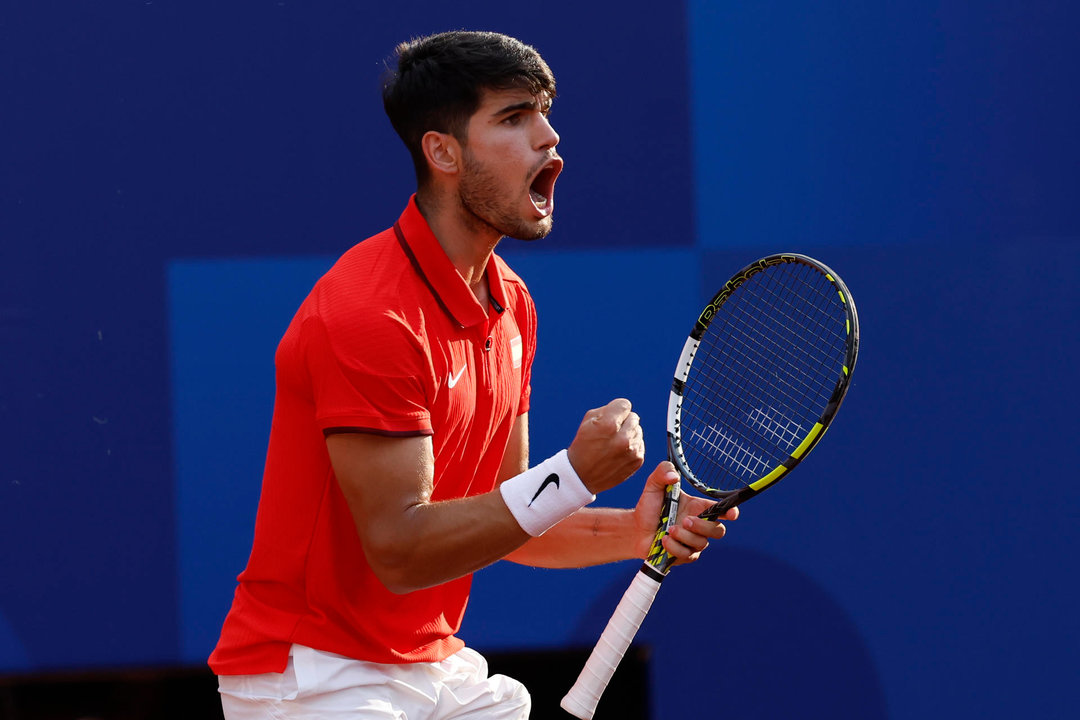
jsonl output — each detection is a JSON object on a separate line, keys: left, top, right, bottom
{"left": 491, "top": 96, "right": 553, "bottom": 118}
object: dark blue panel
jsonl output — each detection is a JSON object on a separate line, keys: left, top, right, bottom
{"left": 4, "top": 3, "right": 1080, "bottom": 720}
{"left": 698, "top": 238, "right": 1080, "bottom": 719}
{"left": 690, "top": 1, "right": 1080, "bottom": 248}
{"left": 0, "top": 253, "right": 177, "bottom": 671}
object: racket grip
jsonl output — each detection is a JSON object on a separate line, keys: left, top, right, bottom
{"left": 560, "top": 570, "right": 662, "bottom": 719}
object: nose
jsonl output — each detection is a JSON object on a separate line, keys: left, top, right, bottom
{"left": 535, "top": 113, "right": 560, "bottom": 151}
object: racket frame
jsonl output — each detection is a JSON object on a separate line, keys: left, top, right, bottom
{"left": 668, "top": 252, "right": 860, "bottom": 520}
{"left": 561, "top": 252, "right": 860, "bottom": 719}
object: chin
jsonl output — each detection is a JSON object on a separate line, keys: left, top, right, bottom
{"left": 509, "top": 217, "right": 554, "bottom": 241}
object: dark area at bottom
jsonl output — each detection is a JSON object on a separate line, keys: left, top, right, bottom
{"left": 0, "top": 647, "right": 649, "bottom": 720}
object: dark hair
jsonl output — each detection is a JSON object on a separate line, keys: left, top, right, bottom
{"left": 382, "top": 31, "right": 557, "bottom": 184}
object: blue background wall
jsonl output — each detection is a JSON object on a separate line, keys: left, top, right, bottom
{"left": 3, "top": 2, "right": 1078, "bottom": 718}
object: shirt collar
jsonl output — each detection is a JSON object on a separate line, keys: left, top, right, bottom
{"left": 394, "top": 195, "right": 508, "bottom": 329}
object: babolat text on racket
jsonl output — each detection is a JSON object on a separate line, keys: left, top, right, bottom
{"left": 561, "top": 253, "right": 860, "bottom": 719}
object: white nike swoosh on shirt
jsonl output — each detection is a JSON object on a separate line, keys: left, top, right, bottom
{"left": 447, "top": 365, "right": 466, "bottom": 388}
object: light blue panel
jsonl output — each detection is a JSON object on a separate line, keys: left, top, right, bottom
{"left": 169, "top": 256, "right": 334, "bottom": 662}
{"left": 495, "top": 247, "right": 703, "bottom": 519}
{"left": 465, "top": 247, "right": 700, "bottom": 649}
{"left": 169, "top": 248, "right": 700, "bottom": 657}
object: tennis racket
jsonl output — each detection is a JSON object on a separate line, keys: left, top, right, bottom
{"left": 560, "top": 253, "right": 860, "bottom": 719}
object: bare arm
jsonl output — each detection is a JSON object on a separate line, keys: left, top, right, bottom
{"left": 327, "top": 399, "right": 644, "bottom": 594}
{"left": 327, "top": 431, "right": 529, "bottom": 594}
{"left": 505, "top": 506, "right": 639, "bottom": 567}
{"left": 506, "top": 463, "right": 739, "bottom": 569}
{"left": 499, "top": 412, "right": 736, "bottom": 569}
{"left": 501, "top": 417, "right": 640, "bottom": 567}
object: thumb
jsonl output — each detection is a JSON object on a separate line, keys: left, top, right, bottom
{"left": 647, "top": 461, "right": 680, "bottom": 490}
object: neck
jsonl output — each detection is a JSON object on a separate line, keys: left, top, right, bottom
{"left": 415, "top": 188, "right": 501, "bottom": 304}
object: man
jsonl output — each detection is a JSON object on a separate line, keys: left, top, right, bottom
{"left": 210, "top": 30, "right": 736, "bottom": 719}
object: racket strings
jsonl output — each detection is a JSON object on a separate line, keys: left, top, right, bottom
{"left": 680, "top": 262, "right": 848, "bottom": 492}
{"left": 698, "top": 283, "right": 838, "bottom": 434}
{"left": 738, "top": 264, "right": 846, "bottom": 409}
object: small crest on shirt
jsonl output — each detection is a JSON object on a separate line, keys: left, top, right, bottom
{"left": 510, "top": 335, "right": 523, "bottom": 369}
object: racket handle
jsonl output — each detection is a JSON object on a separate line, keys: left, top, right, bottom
{"left": 560, "top": 569, "right": 662, "bottom": 719}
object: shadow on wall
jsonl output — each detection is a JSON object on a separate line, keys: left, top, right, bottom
{"left": 0, "top": 610, "right": 29, "bottom": 671}
{"left": 574, "top": 547, "right": 888, "bottom": 719}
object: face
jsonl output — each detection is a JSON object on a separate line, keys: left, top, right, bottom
{"left": 457, "top": 87, "right": 563, "bottom": 241}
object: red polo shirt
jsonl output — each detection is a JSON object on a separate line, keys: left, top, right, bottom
{"left": 209, "top": 196, "right": 537, "bottom": 673}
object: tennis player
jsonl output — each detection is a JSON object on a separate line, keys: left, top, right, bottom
{"left": 209, "top": 30, "right": 736, "bottom": 719}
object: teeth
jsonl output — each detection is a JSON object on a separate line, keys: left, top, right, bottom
{"left": 530, "top": 189, "right": 548, "bottom": 207}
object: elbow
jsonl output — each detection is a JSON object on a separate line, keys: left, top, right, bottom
{"left": 363, "top": 536, "right": 426, "bottom": 595}
{"left": 375, "top": 568, "right": 423, "bottom": 596}
{"left": 377, "top": 576, "right": 419, "bottom": 596}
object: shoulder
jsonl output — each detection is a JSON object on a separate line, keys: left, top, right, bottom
{"left": 318, "top": 227, "right": 401, "bottom": 309}
{"left": 299, "top": 228, "right": 429, "bottom": 359}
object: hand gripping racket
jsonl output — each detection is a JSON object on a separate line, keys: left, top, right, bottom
{"left": 560, "top": 253, "right": 860, "bottom": 719}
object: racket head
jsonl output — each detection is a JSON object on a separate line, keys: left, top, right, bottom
{"left": 667, "top": 253, "right": 859, "bottom": 513}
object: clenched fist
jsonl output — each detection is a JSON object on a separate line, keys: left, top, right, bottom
{"left": 566, "top": 398, "right": 646, "bottom": 494}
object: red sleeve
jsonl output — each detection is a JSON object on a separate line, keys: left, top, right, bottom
{"left": 300, "top": 312, "right": 433, "bottom": 436}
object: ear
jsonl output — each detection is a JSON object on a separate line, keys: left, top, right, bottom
{"left": 420, "top": 131, "right": 462, "bottom": 177}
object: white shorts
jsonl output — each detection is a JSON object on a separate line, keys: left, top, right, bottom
{"left": 218, "top": 644, "right": 530, "bottom": 720}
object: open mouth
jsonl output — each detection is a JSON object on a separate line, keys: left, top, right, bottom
{"left": 528, "top": 157, "right": 563, "bottom": 216}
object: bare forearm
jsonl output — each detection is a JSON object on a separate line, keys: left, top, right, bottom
{"left": 372, "top": 490, "right": 530, "bottom": 593}
{"left": 331, "top": 403, "right": 649, "bottom": 592}
{"left": 504, "top": 507, "right": 641, "bottom": 569}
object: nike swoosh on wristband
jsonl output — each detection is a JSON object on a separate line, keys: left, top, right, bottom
{"left": 528, "top": 473, "right": 560, "bottom": 506}
{"left": 447, "top": 365, "right": 466, "bottom": 388}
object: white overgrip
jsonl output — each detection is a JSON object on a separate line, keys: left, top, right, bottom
{"left": 560, "top": 570, "right": 662, "bottom": 719}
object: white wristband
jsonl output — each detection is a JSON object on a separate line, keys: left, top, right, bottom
{"left": 500, "top": 449, "right": 595, "bottom": 537}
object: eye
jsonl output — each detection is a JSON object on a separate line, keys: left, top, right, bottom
{"left": 502, "top": 113, "right": 523, "bottom": 126}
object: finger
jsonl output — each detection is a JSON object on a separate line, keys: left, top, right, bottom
{"left": 711, "top": 506, "right": 738, "bottom": 521}
{"left": 603, "top": 397, "right": 633, "bottom": 425}
{"left": 680, "top": 515, "right": 728, "bottom": 539}
{"left": 611, "top": 412, "right": 641, "bottom": 448}
{"left": 621, "top": 414, "right": 644, "bottom": 452}
{"left": 618, "top": 410, "right": 641, "bottom": 434}
{"left": 583, "top": 400, "right": 632, "bottom": 434}
{"left": 684, "top": 497, "right": 740, "bottom": 521}
{"left": 661, "top": 532, "right": 705, "bottom": 563}
{"left": 672, "top": 518, "right": 724, "bottom": 547}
